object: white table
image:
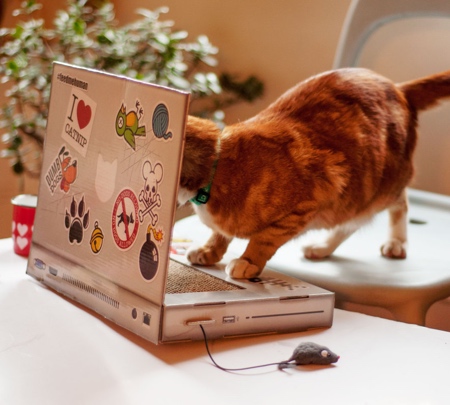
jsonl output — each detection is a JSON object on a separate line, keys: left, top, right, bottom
{"left": 1, "top": 238, "right": 450, "bottom": 404}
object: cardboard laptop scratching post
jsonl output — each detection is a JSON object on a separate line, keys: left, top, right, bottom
{"left": 27, "top": 63, "right": 334, "bottom": 344}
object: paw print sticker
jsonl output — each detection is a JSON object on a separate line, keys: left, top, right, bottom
{"left": 65, "top": 196, "right": 90, "bottom": 244}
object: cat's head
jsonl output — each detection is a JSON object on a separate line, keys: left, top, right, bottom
{"left": 178, "top": 115, "right": 221, "bottom": 205}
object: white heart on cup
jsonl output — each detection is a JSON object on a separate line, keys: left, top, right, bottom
{"left": 17, "top": 223, "right": 28, "bottom": 237}
{"left": 12, "top": 221, "right": 16, "bottom": 233}
{"left": 16, "top": 236, "right": 29, "bottom": 250}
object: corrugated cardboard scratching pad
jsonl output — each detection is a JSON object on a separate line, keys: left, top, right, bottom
{"left": 166, "top": 261, "right": 243, "bottom": 294}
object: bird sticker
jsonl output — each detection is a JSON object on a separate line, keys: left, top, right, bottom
{"left": 115, "top": 100, "right": 146, "bottom": 150}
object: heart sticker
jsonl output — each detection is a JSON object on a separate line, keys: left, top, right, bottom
{"left": 77, "top": 100, "right": 92, "bottom": 130}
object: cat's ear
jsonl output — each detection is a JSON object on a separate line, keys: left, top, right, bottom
{"left": 185, "top": 116, "right": 220, "bottom": 141}
{"left": 181, "top": 116, "right": 221, "bottom": 191}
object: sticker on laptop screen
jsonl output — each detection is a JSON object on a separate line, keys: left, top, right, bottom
{"left": 95, "top": 154, "right": 117, "bottom": 203}
{"left": 138, "top": 160, "right": 163, "bottom": 225}
{"left": 65, "top": 195, "right": 90, "bottom": 245}
{"left": 152, "top": 103, "right": 172, "bottom": 140}
{"left": 111, "top": 188, "right": 140, "bottom": 250}
{"left": 139, "top": 225, "right": 162, "bottom": 281}
{"left": 62, "top": 88, "right": 97, "bottom": 157}
{"left": 90, "top": 221, "right": 104, "bottom": 254}
{"left": 115, "top": 100, "right": 146, "bottom": 150}
{"left": 44, "top": 145, "right": 78, "bottom": 195}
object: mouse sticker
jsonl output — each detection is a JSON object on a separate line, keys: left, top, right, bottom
{"left": 115, "top": 100, "right": 146, "bottom": 150}
{"left": 62, "top": 88, "right": 97, "bottom": 157}
{"left": 138, "top": 160, "right": 163, "bottom": 225}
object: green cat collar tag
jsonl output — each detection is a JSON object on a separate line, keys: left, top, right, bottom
{"left": 190, "top": 161, "right": 217, "bottom": 205}
{"left": 190, "top": 138, "right": 220, "bottom": 206}
{"left": 190, "top": 185, "right": 212, "bottom": 205}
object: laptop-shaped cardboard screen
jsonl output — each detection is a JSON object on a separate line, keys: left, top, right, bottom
{"left": 28, "top": 62, "right": 189, "bottom": 307}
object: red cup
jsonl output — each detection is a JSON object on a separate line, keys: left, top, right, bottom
{"left": 11, "top": 194, "right": 38, "bottom": 257}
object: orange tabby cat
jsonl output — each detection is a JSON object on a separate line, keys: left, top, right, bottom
{"left": 178, "top": 67, "right": 450, "bottom": 279}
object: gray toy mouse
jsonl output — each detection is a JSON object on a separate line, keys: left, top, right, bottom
{"left": 278, "top": 342, "right": 340, "bottom": 369}
{"left": 200, "top": 325, "right": 339, "bottom": 372}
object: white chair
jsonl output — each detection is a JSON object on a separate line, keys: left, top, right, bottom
{"left": 333, "top": 0, "right": 450, "bottom": 69}
{"left": 175, "top": 0, "right": 450, "bottom": 328}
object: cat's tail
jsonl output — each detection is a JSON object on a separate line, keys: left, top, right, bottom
{"left": 398, "top": 70, "right": 450, "bottom": 111}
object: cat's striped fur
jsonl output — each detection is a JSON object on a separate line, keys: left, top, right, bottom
{"left": 178, "top": 68, "right": 450, "bottom": 278}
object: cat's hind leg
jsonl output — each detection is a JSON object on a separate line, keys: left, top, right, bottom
{"left": 303, "top": 222, "right": 360, "bottom": 260}
{"left": 187, "top": 231, "right": 232, "bottom": 266}
{"left": 380, "top": 189, "right": 408, "bottom": 259}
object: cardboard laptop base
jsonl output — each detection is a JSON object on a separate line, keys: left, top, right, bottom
{"left": 26, "top": 63, "right": 334, "bottom": 344}
{"left": 29, "top": 243, "right": 334, "bottom": 343}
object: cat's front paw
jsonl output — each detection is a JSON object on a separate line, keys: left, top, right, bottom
{"left": 187, "top": 246, "right": 221, "bottom": 265}
{"left": 303, "top": 243, "right": 334, "bottom": 260}
{"left": 226, "top": 259, "right": 261, "bottom": 279}
{"left": 380, "top": 239, "right": 407, "bottom": 259}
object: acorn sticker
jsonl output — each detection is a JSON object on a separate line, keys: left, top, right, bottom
{"left": 90, "top": 221, "right": 104, "bottom": 254}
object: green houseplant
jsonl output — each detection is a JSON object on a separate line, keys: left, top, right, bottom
{"left": 0, "top": 0, "right": 263, "bottom": 183}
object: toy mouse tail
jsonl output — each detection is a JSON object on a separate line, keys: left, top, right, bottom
{"left": 278, "top": 361, "right": 295, "bottom": 370}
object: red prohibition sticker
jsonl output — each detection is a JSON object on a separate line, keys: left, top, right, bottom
{"left": 112, "top": 188, "right": 139, "bottom": 250}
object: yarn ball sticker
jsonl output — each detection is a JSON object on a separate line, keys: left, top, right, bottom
{"left": 152, "top": 103, "right": 173, "bottom": 140}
